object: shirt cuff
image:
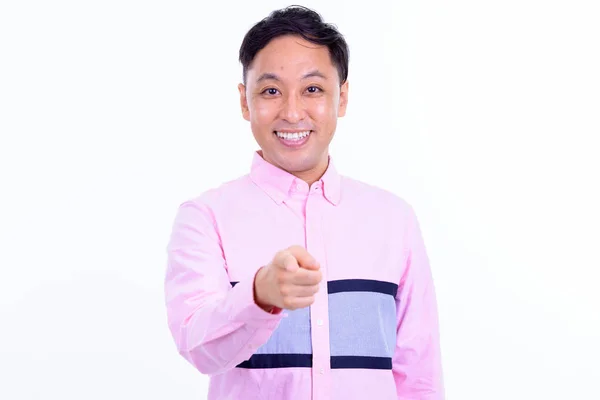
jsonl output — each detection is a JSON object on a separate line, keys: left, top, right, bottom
{"left": 227, "top": 270, "right": 284, "bottom": 330}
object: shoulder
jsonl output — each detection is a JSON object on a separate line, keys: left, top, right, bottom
{"left": 172, "top": 174, "right": 254, "bottom": 223}
{"left": 184, "top": 174, "right": 252, "bottom": 207}
{"left": 339, "top": 175, "right": 424, "bottom": 247}
{"left": 340, "top": 174, "right": 415, "bottom": 217}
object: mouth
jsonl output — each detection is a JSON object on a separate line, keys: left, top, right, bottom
{"left": 273, "top": 130, "right": 312, "bottom": 148}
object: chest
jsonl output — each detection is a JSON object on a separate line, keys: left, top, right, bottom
{"left": 218, "top": 194, "right": 407, "bottom": 286}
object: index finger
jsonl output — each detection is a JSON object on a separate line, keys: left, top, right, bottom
{"left": 287, "top": 245, "right": 320, "bottom": 270}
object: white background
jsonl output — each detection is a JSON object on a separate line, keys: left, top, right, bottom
{"left": 1, "top": 0, "right": 599, "bottom": 399}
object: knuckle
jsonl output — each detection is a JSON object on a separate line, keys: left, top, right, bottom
{"left": 280, "top": 285, "right": 290, "bottom": 297}
{"left": 282, "top": 297, "right": 295, "bottom": 309}
{"left": 276, "top": 272, "right": 287, "bottom": 285}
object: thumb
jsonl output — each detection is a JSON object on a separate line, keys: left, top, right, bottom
{"left": 274, "top": 250, "right": 299, "bottom": 272}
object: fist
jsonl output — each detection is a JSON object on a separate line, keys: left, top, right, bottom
{"left": 254, "top": 245, "right": 322, "bottom": 311}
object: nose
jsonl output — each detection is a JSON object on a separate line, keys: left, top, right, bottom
{"left": 279, "top": 93, "right": 306, "bottom": 124}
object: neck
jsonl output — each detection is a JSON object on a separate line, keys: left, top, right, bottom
{"left": 291, "top": 162, "right": 328, "bottom": 186}
{"left": 259, "top": 150, "right": 329, "bottom": 186}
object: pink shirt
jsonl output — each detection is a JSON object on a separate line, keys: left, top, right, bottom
{"left": 164, "top": 151, "right": 444, "bottom": 399}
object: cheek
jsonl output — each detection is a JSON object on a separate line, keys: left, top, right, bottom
{"left": 310, "top": 98, "right": 338, "bottom": 122}
{"left": 252, "top": 100, "right": 277, "bottom": 124}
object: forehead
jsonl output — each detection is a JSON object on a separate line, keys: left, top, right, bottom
{"left": 248, "top": 35, "right": 336, "bottom": 79}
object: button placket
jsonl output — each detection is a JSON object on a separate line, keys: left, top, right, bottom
{"left": 305, "top": 193, "right": 332, "bottom": 399}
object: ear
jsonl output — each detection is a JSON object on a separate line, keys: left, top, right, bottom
{"left": 238, "top": 83, "right": 250, "bottom": 121}
{"left": 337, "top": 80, "right": 349, "bottom": 117}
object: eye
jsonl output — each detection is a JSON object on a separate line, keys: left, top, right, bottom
{"left": 306, "top": 86, "right": 322, "bottom": 94}
{"left": 262, "top": 88, "right": 279, "bottom": 96}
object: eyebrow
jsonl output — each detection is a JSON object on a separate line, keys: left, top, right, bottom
{"left": 256, "top": 70, "right": 328, "bottom": 83}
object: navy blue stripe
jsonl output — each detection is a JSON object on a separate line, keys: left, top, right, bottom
{"left": 233, "top": 280, "right": 398, "bottom": 296}
{"left": 236, "top": 354, "right": 312, "bottom": 369}
{"left": 331, "top": 356, "right": 392, "bottom": 369}
{"left": 236, "top": 355, "right": 392, "bottom": 370}
{"left": 327, "top": 279, "right": 398, "bottom": 297}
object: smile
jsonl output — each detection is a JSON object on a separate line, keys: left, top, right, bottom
{"left": 274, "top": 130, "right": 311, "bottom": 140}
{"left": 273, "top": 130, "right": 312, "bottom": 148}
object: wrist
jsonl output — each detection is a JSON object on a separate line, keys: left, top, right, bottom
{"left": 253, "top": 267, "right": 274, "bottom": 313}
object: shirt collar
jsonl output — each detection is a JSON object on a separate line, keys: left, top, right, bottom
{"left": 249, "top": 150, "right": 341, "bottom": 206}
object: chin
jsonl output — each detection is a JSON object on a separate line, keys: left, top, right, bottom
{"left": 275, "top": 152, "right": 320, "bottom": 172}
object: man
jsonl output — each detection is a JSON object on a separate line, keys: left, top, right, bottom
{"left": 165, "top": 5, "right": 444, "bottom": 399}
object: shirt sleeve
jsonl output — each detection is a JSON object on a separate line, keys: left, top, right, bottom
{"left": 393, "top": 205, "right": 445, "bottom": 399}
{"left": 164, "top": 199, "right": 283, "bottom": 375}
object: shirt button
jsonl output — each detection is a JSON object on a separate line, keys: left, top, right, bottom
{"left": 319, "top": 368, "right": 325, "bottom": 374}
{"left": 317, "top": 319, "right": 323, "bottom": 326}
{"left": 296, "top": 183, "right": 302, "bottom": 190}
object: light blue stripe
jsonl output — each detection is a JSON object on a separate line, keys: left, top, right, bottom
{"left": 254, "top": 306, "right": 312, "bottom": 354}
{"left": 252, "top": 292, "right": 396, "bottom": 357}
{"left": 328, "top": 292, "right": 397, "bottom": 357}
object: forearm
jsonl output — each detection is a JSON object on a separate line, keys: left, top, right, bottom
{"left": 393, "top": 204, "right": 445, "bottom": 398}
{"left": 393, "top": 287, "right": 444, "bottom": 399}
{"left": 168, "top": 272, "right": 282, "bottom": 375}
{"left": 165, "top": 200, "right": 283, "bottom": 375}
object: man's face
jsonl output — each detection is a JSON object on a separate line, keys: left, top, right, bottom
{"left": 238, "top": 35, "right": 349, "bottom": 180}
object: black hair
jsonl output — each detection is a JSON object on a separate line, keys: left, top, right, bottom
{"left": 238, "top": 5, "right": 349, "bottom": 86}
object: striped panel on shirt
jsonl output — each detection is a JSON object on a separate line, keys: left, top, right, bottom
{"left": 229, "top": 279, "right": 398, "bottom": 370}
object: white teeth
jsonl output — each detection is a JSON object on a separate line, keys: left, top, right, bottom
{"left": 276, "top": 130, "right": 311, "bottom": 140}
